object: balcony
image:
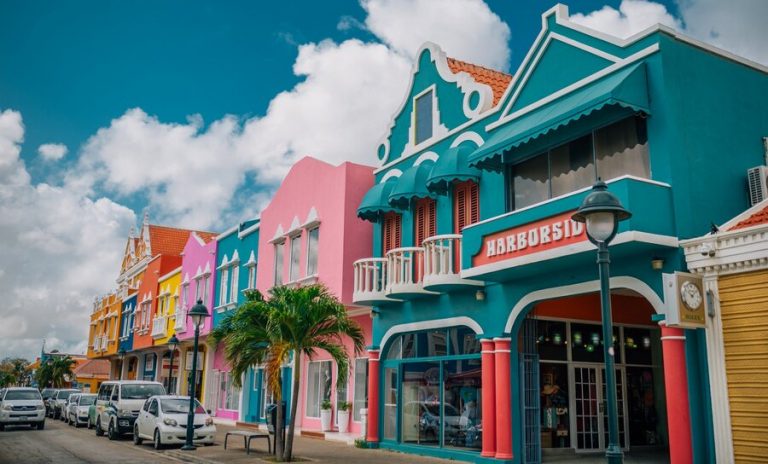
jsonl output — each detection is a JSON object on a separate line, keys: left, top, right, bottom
{"left": 353, "top": 258, "right": 400, "bottom": 305}
{"left": 422, "top": 235, "right": 484, "bottom": 292}
{"left": 385, "top": 247, "right": 437, "bottom": 299}
{"left": 151, "top": 316, "right": 167, "bottom": 339}
{"left": 174, "top": 308, "right": 187, "bottom": 332}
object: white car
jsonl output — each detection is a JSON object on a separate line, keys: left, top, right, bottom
{"left": 0, "top": 388, "right": 46, "bottom": 430}
{"left": 133, "top": 395, "right": 215, "bottom": 449}
{"left": 67, "top": 393, "right": 96, "bottom": 427}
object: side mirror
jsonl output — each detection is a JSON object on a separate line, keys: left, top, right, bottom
{"left": 207, "top": 409, "right": 212, "bottom": 415}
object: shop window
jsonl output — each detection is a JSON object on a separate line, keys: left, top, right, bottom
{"left": 623, "top": 327, "right": 656, "bottom": 365}
{"left": 219, "top": 372, "right": 241, "bottom": 410}
{"left": 305, "top": 360, "right": 332, "bottom": 418}
{"left": 289, "top": 234, "right": 301, "bottom": 282}
{"left": 453, "top": 180, "right": 479, "bottom": 233}
{"left": 382, "top": 212, "right": 402, "bottom": 255}
{"left": 413, "top": 198, "right": 436, "bottom": 246}
{"left": 306, "top": 227, "right": 320, "bottom": 276}
{"left": 443, "top": 359, "right": 482, "bottom": 450}
{"left": 401, "top": 361, "right": 440, "bottom": 446}
{"left": 416, "top": 330, "right": 447, "bottom": 357}
{"left": 506, "top": 115, "right": 650, "bottom": 211}
{"left": 626, "top": 366, "right": 660, "bottom": 446}
{"left": 383, "top": 367, "right": 398, "bottom": 441}
{"left": 536, "top": 320, "right": 568, "bottom": 361}
{"left": 353, "top": 358, "right": 368, "bottom": 422}
{"left": 540, "top": 363, "right": 570, "bottom": 449}
{"left": 385, "top": 336, "right": 402, "bottom": 360}
{"left": 570, "top": 323, "right": 621, "bottom": 364}
{"left": 449, "top": 326, "right": 481, "bottom": 355}
{"left": 414, "top": 89, "right": 434, "bottom": 145}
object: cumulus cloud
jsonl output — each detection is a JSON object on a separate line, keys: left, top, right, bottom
{"left": 362, "top": 0, "right": 511, "bottom": 70}
{"left": 37, "top": 143, "right": 68, "bottom": 161}
{"left": 0, "top": 109, "right": 136, "bottom": 359}
{"left": 73, "top": 0, "right": 511, "bottom": 231}
{"left": 571, "top": 0, "right": 767, "bottom": 65}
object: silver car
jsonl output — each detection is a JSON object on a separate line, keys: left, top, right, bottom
{"left": 67, "top": 393, "right": 96, "bottom": 427}
{"left": 52, "top": 389, "right": 78, "bottom": 420}
{"left": 0, "top": 388, "right": 45, "bottom": 430}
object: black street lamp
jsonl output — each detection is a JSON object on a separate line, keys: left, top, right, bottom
{"left": 181, "top": 300, "right": 209, "bottom": 452}
{"left": 117, "top": 348, "right": 126, "bottom": 381}
{"left": 572, "top": 180, "right": 631, "bottom": 464}
{"left": 167, "top": 334, "right": 179, "bottom": 394}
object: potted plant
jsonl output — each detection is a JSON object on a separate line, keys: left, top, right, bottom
{"left": 337, "top": 400, "right": 351, "bottom": 433}
{"left": 320, "top": 399, "right": 333, "bottom": 431}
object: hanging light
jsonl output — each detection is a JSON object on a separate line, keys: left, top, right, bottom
{"left": 573, "top": 332, "right": 583, "bottom": 346}
{"left": 591, "top": 332, "right": 601, "bottom": 345}
{"left": 625, "top": 337, "right": 635, "bottom": 349}
{"left": 586, "top": 344, "right": 595, "bottom": 353}
{"left": 553, "top": 332, "right": 563, "bottom": 345}
{"left": 642, "top": 336, "right": 651, "bottom": 349}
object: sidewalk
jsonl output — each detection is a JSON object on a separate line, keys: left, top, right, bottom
{"left": 163, "top": 423, "right": 461, "bottom": 464}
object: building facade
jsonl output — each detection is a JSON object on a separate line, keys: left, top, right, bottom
{"left": 353, "top": 5, "right": 768, "bottom": 463}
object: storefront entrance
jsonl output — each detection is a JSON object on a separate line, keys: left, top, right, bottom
{"left": 519, "top": 293, "right": 667, "bottom": 462}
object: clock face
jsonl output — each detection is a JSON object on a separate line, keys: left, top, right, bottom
{"left": 680, "top": 281, "right": 703, "bottom": 310}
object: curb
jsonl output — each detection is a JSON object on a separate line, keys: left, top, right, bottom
{"left": 163, "top": 449, "right": 223, "bottom": 464}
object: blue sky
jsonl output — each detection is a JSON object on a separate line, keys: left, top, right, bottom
{"left": 1, "top": 0, "right": 765, "bottom": 360}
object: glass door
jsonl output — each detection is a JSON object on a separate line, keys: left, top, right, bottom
{"left": 601, "top": 367, "right": 627, "bottom": 449}
{"left": 572, "top": 366, "right": 601, "bottom": 451}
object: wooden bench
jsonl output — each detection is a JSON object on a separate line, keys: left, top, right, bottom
{"left": 224, "top": 430, "right": 271, "bottom": 455}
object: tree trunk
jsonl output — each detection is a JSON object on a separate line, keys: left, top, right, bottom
{"left": 275, "top": 373, "right": 284, "bottom": 460}
{"left": 283, "top": 356, "right": 302, "bottom": 461}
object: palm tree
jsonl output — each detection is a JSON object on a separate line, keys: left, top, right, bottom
{"left": 212, "top": 284, "right": 365, "bottom": 462}
{"left": 36, "top": 356, "right": 76, "bottom": 388}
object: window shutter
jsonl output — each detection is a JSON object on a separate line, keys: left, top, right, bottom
{"left": 413, "top": 198, "right": 436, "bottom": 246}
{"left": 454, "top": 181, "right": 479, "bottom": 233}
{"left": 382, "top": 212, "right": 402, "bottom": 254}
{"left": 470, "top": 182, "right": 479, "bottom": 224}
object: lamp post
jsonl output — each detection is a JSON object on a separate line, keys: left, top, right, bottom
{"left": 117, "top": 348, "right": 126, "bottom": 381}
{"left": 167, "top": 334, "right": 179, "bottom": 394}
{"left": 572, "top": 180, "right": 631, "bottom": 464}
{"left": 181, "top": 300, "right": 209, "bottom": 452}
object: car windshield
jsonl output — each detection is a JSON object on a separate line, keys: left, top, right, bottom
{"left": 79, "top": 396, "right": 96, "bottom": 406}
{"left": 121, "top": 384, "right": 165, "bottom": 400}
{"left": 58, "top": 391, "right": 76, "bottom": 400}
{"left": 160, "top": 398, "right": 205, "bottom": 414}
{"left": 5, "top": 390, "right": 42, "bottom": 401}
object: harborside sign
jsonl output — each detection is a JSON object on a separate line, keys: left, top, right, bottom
{"left": 473, "top": 210, "right": 587, "bottom": 267}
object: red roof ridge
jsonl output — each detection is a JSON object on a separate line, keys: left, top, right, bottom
{"left": 727, "top": 202, "right": 768, "bottom": 231}
{"left": 446, "top": 57, "right": 513, "bottom": 106}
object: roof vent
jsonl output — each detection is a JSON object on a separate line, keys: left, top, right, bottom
{"left": 747, "top": 165, "right": 768, "bottom": 206}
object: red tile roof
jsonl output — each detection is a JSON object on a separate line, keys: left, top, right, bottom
{"left": 728, "top": 203, "right": 768, "bottom": 230}
{"left": 72, "top": 359, "right": 110, "bottom": 378}
{"left": 149, "top": 225, "right": 216, "bottom": 256}
{"left": 196, "top": 231, "right": 218, "bottom": 243}
{"left": 446, "top": 57, "right": 513, "bottom": 106}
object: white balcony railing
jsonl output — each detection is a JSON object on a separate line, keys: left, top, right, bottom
{"left": 385, "top": 247, "right": 436, "bottom": 298}
{"left": 92, "top": 337, "right": 101, "bottom": 352}
{"left": 151, "top": 316, "right": 167, "bottom": 338}
{"left": 422, "top": 234, "right": 483, "bottom": 291}
{"left": 352, "top": 258, "right": 396, "bottom": 305}
{"left": 174, "top": 308, "right": 187, "bottom": 332}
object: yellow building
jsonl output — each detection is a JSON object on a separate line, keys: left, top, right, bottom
{"left": 86, "top": 293, "right": 120, "bottom": 359}
{"left": 683, "top": 199, "right": 768, "bottom": 463}
{"left": 72, "top": 359, "right": 110, "bottom": 393}
{"left": 152, "top": 267, "right": 181, "bottom": 345}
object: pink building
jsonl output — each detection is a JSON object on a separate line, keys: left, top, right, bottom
{"left": 244, "top": 156, "right": 374, "bottom": 436}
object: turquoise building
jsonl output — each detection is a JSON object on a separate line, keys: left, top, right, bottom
{"left": 353, "top": 5, "right": 768, "bottom": 463}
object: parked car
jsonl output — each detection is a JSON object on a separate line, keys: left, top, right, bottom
{"left": 0, "top": 387, "right": 45, "bottom": 430}
{"left": 63, "top": 393, "right": 81, "bottom": 423}
{"left": 67, "top": 393, "right": 96, "bottom": 427}
{"left": 44, "top": 389, "right": 59, "bottom": 417}
{"left": 95, "top": 380, "right": 166, "bottom": 440}
{"left": 133, "top": 395, "right": 215, "bottom": 449}
{"left": 52, "top": 389, "right": 78, "bottom": 420}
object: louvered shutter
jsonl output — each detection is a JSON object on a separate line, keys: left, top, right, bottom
{"left": 382, "top": 212, "right": 402, "bottom": 255}
{"left": 414, "top": 198, "right": 436, "bottom": 246}
{"left": 454, "top": 181, "right": 480, "bottom": 233}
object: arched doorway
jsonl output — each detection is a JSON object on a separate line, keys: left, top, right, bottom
{"left": 510, "top": 287, "right": 669, "bottom": 462}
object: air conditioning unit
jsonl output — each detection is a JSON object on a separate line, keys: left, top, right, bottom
{"left": 747, "top": 166, "right": 768, "bottom": 206}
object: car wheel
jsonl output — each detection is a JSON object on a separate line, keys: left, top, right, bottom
{"left": 153, "top": 429, "right": 163, "bottom": 450}
{"left": 108, "top": 420, "right": 118, "bottom": 441}
{"left": 95, "top": 419, "right": 104, "bottom": 437}
{"left": 133, "top": 425, "right": 143, "bottom": 445}
{"left": 36, "top": 421, "right": 45, "bottom": 430}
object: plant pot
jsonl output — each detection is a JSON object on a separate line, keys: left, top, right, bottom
{"left": 320, "top": 408, "right": 332, "bottom": 431}
{"left": 337, "top": 410, "right": 350, "bottom": 434}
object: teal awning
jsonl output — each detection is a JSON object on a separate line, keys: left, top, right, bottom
{"left": 357, "top": 178, "right": 401, "bottom": 222}
{"left": 469, "top": 63, "right": 650, "bottom": 170}
{"left": 426, "top": 145, "right": 481, "bottom": 194}
{"left": 388, "top": 160, "right": 436, "bottom": 208}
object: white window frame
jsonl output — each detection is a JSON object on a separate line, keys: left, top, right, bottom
{"left": 412, "top": 85, "right": 438, "bottom": 147}
{"left": 219, "top": 268, "right": 229, "bottom": 306}
{"left": 305, "top": 227, "right": 320, "bottom": 277}
{"left": 353, "top": 357, "right": 369, "bottom": 422}
{"left": 229, "top": 265, "right": 239, "bottom": 304}
{"left": 273, "top": 241, "right": 285, "bottom": 287}
{"left": 305, "top": 360, "right": 332, "bottom": 418}
{"left": 288, "top": 234, "right": 302, "bottom": 283}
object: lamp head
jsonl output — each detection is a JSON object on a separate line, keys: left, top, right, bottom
{"left": 571, "top": 180, "right": 631, "bottom": 244}
{"left": 188, "top": 299, "right": 209, "bottom": 328}
{"left": 168, "top": 334, "right": 179, "bottom": 351}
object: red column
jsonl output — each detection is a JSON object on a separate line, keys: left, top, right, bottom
{"left": 481, "top": 339, "right": 496, "bottom": 457}
{"left": 660, "top": 323, "right": 693, "bottom": 464}
{"left": 366, "top": 349, "right": 380, "bottom": 443}
{"left": 494, "top": 337, "right": 513, "bottom": 460}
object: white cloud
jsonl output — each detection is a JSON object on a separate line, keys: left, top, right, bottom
{"left": 571, "top": 0, "right": 767, "bottom": 66}
{"left": 362, "top": 0, "right": 511, "bottom": 70}
{"left": 570, "top": 0, "right": 682, "bottom": 38}
{"left": 73, "top": 1, "right": 511, "bottom": 231}
{"left": 37, "top": 143, "right": 68, "bottom": 161}
{"left": 0, "top": 109, "right": 136, "bottom": 360}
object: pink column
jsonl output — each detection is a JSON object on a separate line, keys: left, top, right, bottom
{"left": 366, "top": 349, "right": 380, "bottom": 443}
{"left": 494, "top": 337, "right": 513, "bottom": 460}
{"left": 481, "top": 339, "right": 496, "bottom": 457}
{"left": 660, "top": 323, "right": 693, "bottom": 464}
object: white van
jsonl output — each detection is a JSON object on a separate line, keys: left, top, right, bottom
{"left": 94, "top": 380, "right": 165, "bottom": 440}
